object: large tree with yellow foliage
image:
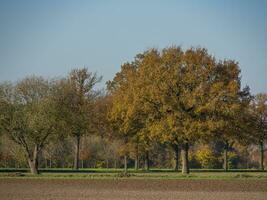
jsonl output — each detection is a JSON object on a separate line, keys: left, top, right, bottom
{"left": 108, "top": 46, "right": 251, "bottom": 174}
{"left": 107, "top": 62, "right": 152, "bottom": 172}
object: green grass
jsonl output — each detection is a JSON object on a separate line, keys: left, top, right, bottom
{"left": 0, "top": 168, "right": 267, "bottom": 180}
{"left": 0, "top": 167, "right": 265, "bottom": 173}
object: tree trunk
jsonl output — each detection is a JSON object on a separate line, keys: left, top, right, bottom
{"left": 106, "top": 159, "right": 109, "bottom": 169}
{"left": 124, "top": 155, "right": 128, "bottom": 173}
{"left": 134, "top": 158, "right": 139, "bottom": 171}
{"left": 245, "top": 147, "right": 249, "bottom": 169}
{"left": 27, "top": 145, "right": 39, "bottom": 175}
{"left": 114, "top": 160, "right": 117, "bottom": 169}
{"left": 28, "top": 159, "right": 38, "bottom": 174}
{"left": 259, "top": 142, "right": 264, "bottom": 171}
{"left": 144, "top": 151, "right": 150, "bottom": 171}
{"left": 181, "top": 142, "right": 189, "bottom": 174}
{"left": 94, "top": 160, "right": 96, "bottom": 168}
{"left": 135, "top": 145, "right": 139, "bottom": 170}
{"left": 45, "top": 159, "right": 48, "bottom": 168}
{"left": 173, "top": 144, "right": 179, "bottom": 171}
{"left": 223, "top": 142, "right": 229, "bottom": 172}
{"left": 74, "top": 135, "right": 81, "bottom": 170}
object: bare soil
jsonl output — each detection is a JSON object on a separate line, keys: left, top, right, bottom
{"left": 0, "top": 179, "right": 266, "bottom": 200}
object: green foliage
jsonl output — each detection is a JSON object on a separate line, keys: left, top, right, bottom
{"left": 0, "top": 76, "right": 63, "bottom": 173}
{"left": 227, "top": 151, "right": 239, "bottom": 169}
{"left": 95, "top": 161, "right": 106, "bottom": 168}
{"left": 53, "top": 68, "right": 102, "bottom": 138}
{"left": 250, "top": 93, "right": 267, "bottom": 144}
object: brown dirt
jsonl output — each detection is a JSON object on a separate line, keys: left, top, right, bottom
{"left": 0, "top": 179, "right": 267, "bottom": 200}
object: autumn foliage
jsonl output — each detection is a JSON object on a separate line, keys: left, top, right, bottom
{"left": 0, "top": 47, "right": 266, "bottom": 174}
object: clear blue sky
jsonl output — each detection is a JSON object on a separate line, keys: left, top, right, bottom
{"left": 0, "top": 0, "right": 266, "bottom": 94}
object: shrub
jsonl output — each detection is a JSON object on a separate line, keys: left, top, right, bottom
{"left": 195, "top": 146, "right": 219, "bottom": 169}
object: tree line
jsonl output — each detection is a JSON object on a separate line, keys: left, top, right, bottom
{"left": 0, "top": 47, "right": 266, "bottom": 174}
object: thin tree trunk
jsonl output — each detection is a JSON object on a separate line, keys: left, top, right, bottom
{"left": 259, "top": 142, "right": 264, "bottom": 171}
{"left": 223, "top": 142, "right": 229, "bottom": 172}
{"left": 134, "top": 158, "right": 139, "bottom": 171}
{"left": 135, "top": 145, "right": 139, "bottom": 170}
{"left": 45, "top": 159, "right": 48, "bottom": 168}
{"left": 74, "top": 135, "right": 80, "bottom": 170}
{"left": 114, "top": 159, "right": 117, "bottom": 169}
{"left": 246, "top": 147, "right": 249, "bottom": 169}
{"left": 144, "top": 151, "right": 150, "bottom": 171}
{"left": 124, "top": 155, "right": 128, "bottom": 173}
{"left": 94, "top": 160, "right": 96, "bottom": 168}
{"left": 106, "top": 159, "right": 109, "bottom": 169}
{"left": 173, "top": 144, "right": 179, "bottom": 171}
{"left": 181, "top": 142, "right": 189, "bottom": 174}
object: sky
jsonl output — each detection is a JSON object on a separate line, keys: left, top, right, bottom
{"left": 0, "top": 0, "right": 266, "bottom": 94}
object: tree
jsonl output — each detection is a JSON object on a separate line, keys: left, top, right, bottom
{"left": 93, "top": 94, "right": 116, "bottom": 168}
{"left": 93, "top": 94, "right": 113, "bottom": 139}
{"left": 195, "top": 145, "right": 218, "bottom": 169}
{"left": 54, "top": 68, "right": 102, "bottom": 170}
{"left": 208, "top": 65, "right": 252, "bottom": 171}
{"left": 107, "top": 62, "right": 152, "bottom": 172}
{"left": 132, "top": 47, "right": 215, "bottom": 174}
{"left": 0, "top": 77, "right": 58, "bottom": 174}
{"left": 108, "top": 47, "right": 251, "bottom": 174}
{"left": 107, "top": 64, "right": 135, "bottom": 173}
{"left": 251, "top": 93, "right": 267, "bottom": 171}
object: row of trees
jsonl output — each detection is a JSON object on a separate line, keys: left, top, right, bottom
{"left": 0, "top": 69, "right": 104, "bottom": 174}
{"left": 0, "top": 134, "right": 263, "bottom": 170}
{"left": 0, "top": 47, "right": 266, "bottom": 174}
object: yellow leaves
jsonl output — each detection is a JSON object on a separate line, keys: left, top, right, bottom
{"left": 195, "top": 145, "right": 218, "bottom": 168}
{"left": 109, "top": 46, "right": 251, "bottom": 147}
